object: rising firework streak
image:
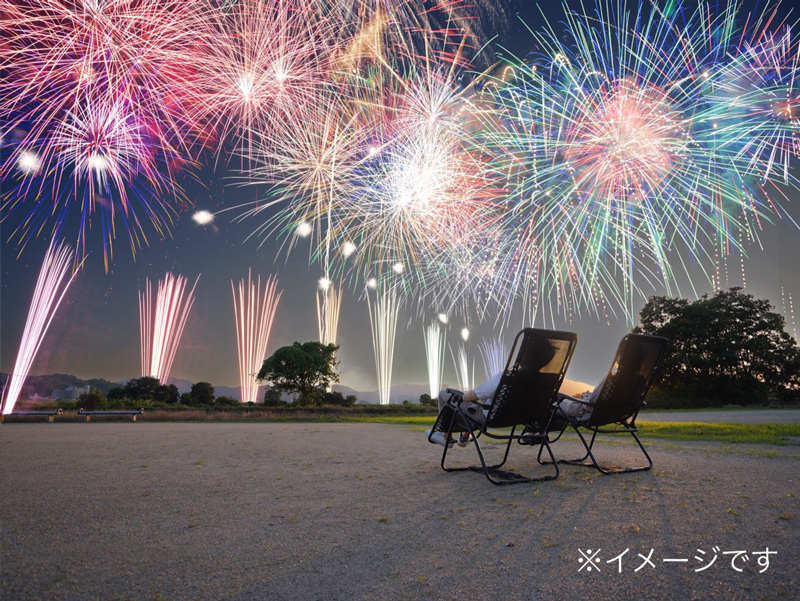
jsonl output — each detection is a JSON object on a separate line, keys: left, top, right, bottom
{"left": 2, "top": 241, "right": 80, "bottom": 415}
{"left": 232, "top": 271, "right": 282, "bottom": 404}
{"left": 368, "top": 286, "right": 400, "bottom": 405}
{"left": 139, "top": 272, "right": 200, "bottom": 383}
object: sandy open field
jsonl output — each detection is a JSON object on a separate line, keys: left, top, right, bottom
{"left": 1, "top": 422, "right": 798, "bottom": 600}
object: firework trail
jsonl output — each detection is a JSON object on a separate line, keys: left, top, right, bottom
{"left": 139, "top": 272, "right": 199, "bottom": 383}
{"left": 232, "top": 271, "right": 282, "bottom": 404}
{"left": 423, "top": 321, "right": 445, "bottom": 398}
{"left": 2, "top": 241, "right": 80, "bottom": 415}
{"left": 478, "top": 335, "right": 506, "bottom": 380}
{"left": 367, "top": 285, "right": 400, "bottom": 405}
{"left": 316, "top": 277, "right": 342, "bottom": 346}
{"left": 782, "top": 287, "right": 798, "bottom": 341}
{"left": 450, "top": 343, "right": 474, "bottom": 392}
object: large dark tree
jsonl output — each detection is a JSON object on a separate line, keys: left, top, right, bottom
{"left": 635, "top": 288, "right": 800, "bottom": 403}
{"left": 257, "top": 342, "right": 339, "bottom": 406}
{"left": 190, "top": 382, "right": 215, "bottom": 406}
{"left": 153, "top": 383, "right": 180, "bottom": 405}
{"left": 120, "top": 376, "right": 161, "bottom": 400}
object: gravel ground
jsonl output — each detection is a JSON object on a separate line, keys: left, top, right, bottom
{"left": 1, "top": 422, "right": 798, "bottom": 601}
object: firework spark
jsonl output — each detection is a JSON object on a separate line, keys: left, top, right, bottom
{"left": 478, "top": 335, "right": 506, "bottom": 380}
{"left": 232, "top": 271, "right": 282, "bottom": 404}
{"left": 423, "top": 321, "right": 445, "bottom": 398}
{"left": 193, "top": 210, "right": 215, "bottom": 225}
{"left": 317, "top": 279, "right": 343, "bottom": 346}
{"left": 2, "top": 241, "right": 79, "bottom": 415}
{"left": 139, "top": 272, "right": 199, "bottom": 383}
{"left": 176, "top": 0, "right": 336, "bottom": 165}
{"left": 367, "top": 285, "right": 400, "bottom": 405}
{"left": 450, "top": 343, "right": 474, "bottom": 392}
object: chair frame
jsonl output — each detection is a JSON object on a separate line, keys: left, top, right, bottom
{"left": 538, "top": 334, "right": 668, "bottom": 475}
{"left": 429, "top": 328, "right": 577, "bottom": 485}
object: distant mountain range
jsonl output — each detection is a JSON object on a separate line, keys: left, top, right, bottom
{"left": 4, "top": 373, "right": 594, "bottom": 404}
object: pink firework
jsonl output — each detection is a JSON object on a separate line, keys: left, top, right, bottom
{"left": 232, "top": 271, "right": 282, "bottom": 404}
{"left": 2, "top": 240, "right": 79, "bottom": 415}
{"left": 0, "top": 0, "right": 205, "bottom": 161}
{"left": 173, "top": 0, "right": 336, "bottom": 164}
{"left": 139, "top": 272, "right": 199, "bottom": 383}
{"left": 3, "top": 95, "right": 179, "bottom": 270}
{"left": 562, "top": 78, "right": 688, "bottom": 205}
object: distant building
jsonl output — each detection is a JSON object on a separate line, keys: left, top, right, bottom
{"left": 51, "top": 385, "right": 90, "bottom": 400}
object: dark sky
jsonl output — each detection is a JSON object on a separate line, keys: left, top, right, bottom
{"left": 2, "top": 0, "right": 799, "bottom": 393}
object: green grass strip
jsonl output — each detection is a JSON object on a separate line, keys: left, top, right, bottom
{"left": 635, "top": 421, "right": 800, "bottom": 445}
{"left": 344, "top": 416, "right": 800, "bottom": 445}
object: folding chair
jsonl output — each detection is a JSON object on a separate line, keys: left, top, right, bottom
{"left": 539, "top": 334, "right": 668, "bottom": 474}
{"left": 428, "top": 328, "right": 577, "bottom": 485}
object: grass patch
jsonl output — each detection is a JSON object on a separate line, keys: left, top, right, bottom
{"left": 14, "top": 408, "right": 798, "bottom": 445}
{"left": 636, "top": 421, "right": 800, "bottom": 445}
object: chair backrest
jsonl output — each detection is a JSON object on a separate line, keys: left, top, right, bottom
{"left": 588, "top": 334, "right": 669, "bottom": 427}
{"left": 486, "top": 328, "right": 577, "bottom": 428}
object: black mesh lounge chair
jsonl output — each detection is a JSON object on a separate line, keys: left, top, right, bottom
{"left": 539, "top": 333, "right": 668, "bottom": 475}
{"left": 428, "top": 328, "right": 577, "bottom": 485}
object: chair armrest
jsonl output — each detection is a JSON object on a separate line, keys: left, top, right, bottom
{"left": 556, "top": 392, "right": 596, "bottom": 407}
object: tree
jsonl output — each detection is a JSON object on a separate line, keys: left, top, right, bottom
{"left": 262, "top": 387, "right": 285, "bottom": 406}
{"left": 190, "top": 382, "right": 215, "bottom": 406}
{"left": 257, "top": 342, "right": 339, "bottom": 406}
{"left": 635, "top": 288, "right": 800, "bottom": 404}
{"left": 78, "top": 388, "right": 107, "bottom": 411}
{"left": 214, "top": 395, "right": 239, "bottom": 407}
{"left": 123, "top": 376, "right": 162, "bottom": 401}
{"left": 322, "top": 390, "right": 355, "bottom": 407}
{"left": 107, "top": 385, "right": 126, "bottom": 400}
{"left": 154, "top": 384, "right": 180, "bottom": 405}
{"left": 419, "top": 393, "right": 435, "bottom": 407}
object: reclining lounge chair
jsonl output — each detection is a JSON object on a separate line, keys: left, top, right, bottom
{"left": 540, "top": 333, "right": 668, "bottom": 475}
{"left": 428, "top": 328, "right": 577, "bottom": 485}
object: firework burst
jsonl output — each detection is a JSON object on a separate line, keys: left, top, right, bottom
{"left": 3, "top": 96, "right": 179, "bottom": 270}
{"left": 0, "top": 0, "right": 197, "bottom": 267}
{"left": 175, "top": 0, "right": 336, "bottom": 165}
{"left": 477, "top": 0, "right": 800, "bottom": 320}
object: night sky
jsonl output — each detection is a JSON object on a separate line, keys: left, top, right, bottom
{"left": 2, "top": 0, "right": 799, "bottom": 394}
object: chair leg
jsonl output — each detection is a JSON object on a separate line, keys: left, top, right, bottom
{"left": 441, "top": 422, "right": 510, "bottom": 473}
{"left": 536, "top": 423, "right": 568, "bottom": 465}
{"left": 561, "top": 426, "right": 653, "bottom": 474}
{"left": 469, "top": 431, "right": 559, "bottom": 485}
